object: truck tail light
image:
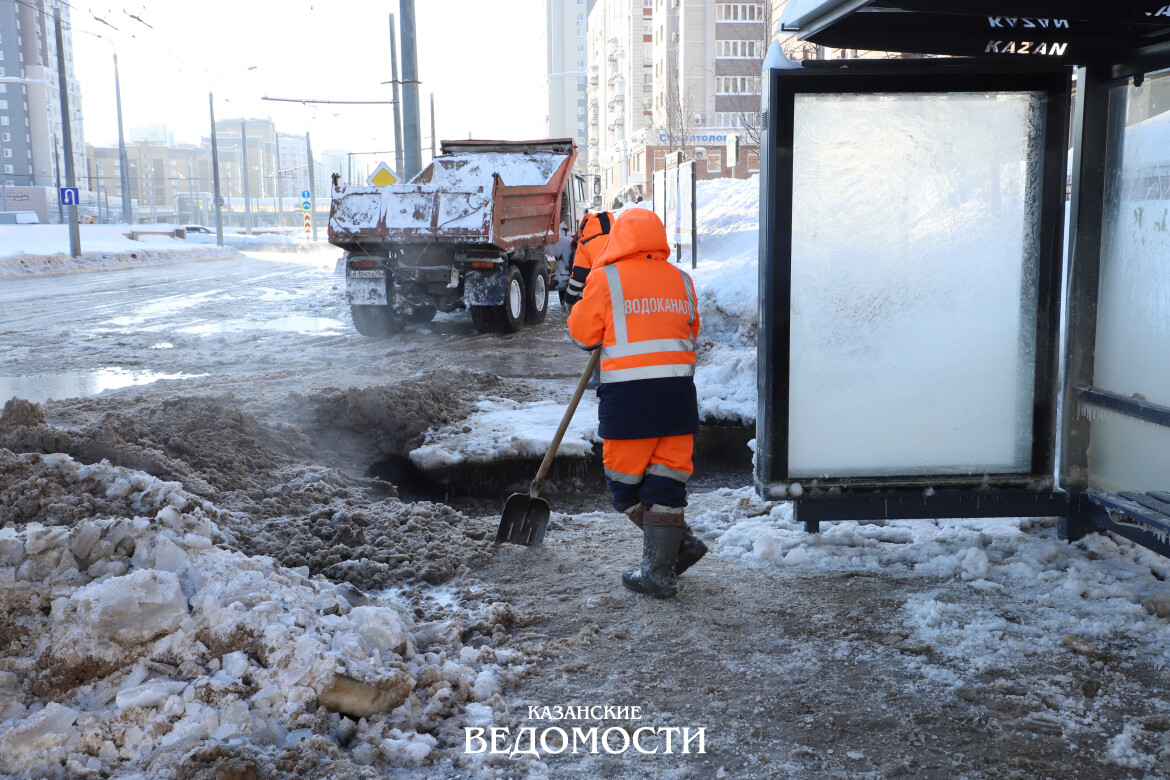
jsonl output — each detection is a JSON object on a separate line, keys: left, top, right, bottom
{"left": 470, "top": 261, "right": 496, "bottom": 269}
{"left": 349, "top": 260, "right": 376, "bottom": 269}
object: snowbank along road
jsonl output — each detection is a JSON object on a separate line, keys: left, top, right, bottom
{"left": 0, "top": 229, "right": 1168, "bottom": 779}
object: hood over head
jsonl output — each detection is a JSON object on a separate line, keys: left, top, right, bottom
{"left": 595, "top": 208, "right": 671, "bottom": 268}
{"left": 578, "top": 211, "right": 614, "bottom": 242}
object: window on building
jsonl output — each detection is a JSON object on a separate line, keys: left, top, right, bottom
{"left": 0, "top": 100, "right": 6, "bottom": 110}
{"left": 0, "top": 133, "right": 8, "bottom": 142}
{"left": 716, "top": 40, "right": 762, "bottom": 58}
{"left": 716, "top": 3, "right": 764, "bottom": 21}
{"left": 3, "top": 164, "right": 12, "bottom": 174}
{"left": 576, "top": 13, "right": 584, "bottom": 22}
{"left": 2, "top": 149, "right": 10, "bottom": 158}
{"left": 716, "top": 76, "right": 761, "bottom": 94}
{"left": 0, "top": 117, "right": 8, "bottom": 126}
{"left": 578, "top": 44, "right": 585, "bottom": 53}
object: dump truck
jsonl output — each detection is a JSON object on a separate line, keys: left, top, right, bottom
{"left": 328, "top": 138, "right": 587, "bottom": 336}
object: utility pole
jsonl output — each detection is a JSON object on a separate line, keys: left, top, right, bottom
{"left": 430, "top": 93, "right": 437, "bottom": 161}
{"left": 306, "top": 131, "right": 318, "bottom": 241}
{"left": 53, "top": 131, "right": 62, "bottom": 224}
{"left": 274, "top": 138, "right": 284, "bottom": 229}
{"left": 389, "top": 14, "right": 405, "bottom": 179}
{"left": 399, "top": 0, "right": 422, "bottom": 180}
{"left": 209, "top": 94, "right": 224, "bottom": 246}
{"left": 55, "top": 13, "right": 81, "bottom": 257}
{"left": 240, "top": 120, "right": 252, "bottom": 235}
{"left": 114, "top": 53, "right": 132, "bottom": 225}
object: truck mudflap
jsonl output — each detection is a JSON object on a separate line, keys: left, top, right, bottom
{"left": 345, "top": 268, "right": 389, "bottom": 306}
{"left": 463, "top": 268, "right": 506, "bottom": 307}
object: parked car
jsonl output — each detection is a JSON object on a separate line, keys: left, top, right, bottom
{"left": 184, "top": 225, "right": 214, "bottom": 234}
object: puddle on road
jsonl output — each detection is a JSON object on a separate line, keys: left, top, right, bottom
{"left": 176, "top": 315, "right": 345, "bottom": 336}
{"left": 0, "top": 367, "right": 206, "bottom": 404}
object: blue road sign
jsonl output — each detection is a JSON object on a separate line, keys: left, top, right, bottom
{"left": 59, "top": 187, "right": 80, "bottom": 206}
{"left": 301, "top": 200, "right": 312, "bottom": 211}
{"left": 301, "top": 190, "right": 311, "bottom": 200}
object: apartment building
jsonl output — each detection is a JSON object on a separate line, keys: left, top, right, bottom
{"left": 591, "top": 0, "right": 767, "bottom": 205}
{"left": 547, "top": 0, "right": 595, "bottom": 169}
{"left": 0, "top": 0, "right": 86, "bottom": 189}
{"left": 586, "top": 0, "right": 655, "bottom": 200}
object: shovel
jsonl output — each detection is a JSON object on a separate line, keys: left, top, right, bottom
{"left": 497, "top": 349, "right": 602, "bottom": 546}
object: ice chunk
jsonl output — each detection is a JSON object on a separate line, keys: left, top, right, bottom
{"left": 25, "top": 524, "right": 68, "bottom": 555}
{"left": 153, "top": 537, "right": 190, "bottom": 574}
{"left": 471, "top": 670, "right": 499, "bottom": 701}
{"left": 318, "top": 672, "right": 414, "bottom": 718}
{"left": 0, "top": 528, "right": 24, "bottom": 566}
{"left": 70, "top": 521, "right": 101, "bottom": 561}
{"left": 62, "top": 569, "right": 189, "bottom": 644}
{"left": 221, "top": 651, "right": 250, "bottom": 681}
{"left": 0, "top": 702, "right": 79, "bottom": 768}
{"left": 349, "top": 606, "right": 407, "bottom": 654}
{"left": 116, "top": 680, "right": 187, "bottom": 710}
{"left": 464, "top": 702, "right": 494, "bottom": 726}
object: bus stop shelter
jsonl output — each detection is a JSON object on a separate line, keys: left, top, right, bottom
{"left": 757, "top": 2, "right": 1170, "bottom": 558}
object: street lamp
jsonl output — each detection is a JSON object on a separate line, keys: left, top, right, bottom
{"left": 209, "top": 65, "right": 258, "bottom": 247}
{"left": 72, "top": 30, "right": 133, "bottom": 225}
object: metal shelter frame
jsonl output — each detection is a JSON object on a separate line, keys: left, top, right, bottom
{"left": 760, "top": 3, "right": 1170, "bottom": 558}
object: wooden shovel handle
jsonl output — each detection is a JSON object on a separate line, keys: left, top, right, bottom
{"left": 530, "top": 349, "right": 601, "bottom": 498}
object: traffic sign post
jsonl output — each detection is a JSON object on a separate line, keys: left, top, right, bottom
{"left": 302, "top": 192, "right": 312, "bottom": 237}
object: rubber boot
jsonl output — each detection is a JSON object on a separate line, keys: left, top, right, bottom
{"left": 622, "top": 526, "right": 684, "bottom": 598}
{"left": 673, "top": 525, "right": 708, "bottom": 575}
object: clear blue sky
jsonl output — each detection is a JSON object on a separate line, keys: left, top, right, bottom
{"left": 72, "top": 0, "right": 547, "bottom": 157}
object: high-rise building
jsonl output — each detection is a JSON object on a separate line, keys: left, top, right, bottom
{"left": 547, "top": 0, "right": 595, "bottom": 169}
{"left": 0, "top": 0, "right": 86, "bottom": 189}
{"left": 586, "top": 0, "right": 654, "bottom": 200}
{"left": 589, "top": 0, "right": 769, "bottom": 205}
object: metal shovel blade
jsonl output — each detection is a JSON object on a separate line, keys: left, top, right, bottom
{"left": 497, "top": 493, "right": 551, "bottom": 547}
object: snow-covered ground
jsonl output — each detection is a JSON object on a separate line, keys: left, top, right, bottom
{"left": 0, "top": 224, "right": 318, "bottom": 279}
{"left": 1, "top": 111, "right": 1170, "bottom": 778}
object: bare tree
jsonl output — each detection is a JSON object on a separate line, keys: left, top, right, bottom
{"left": 733, "top": 2, "right": 775, "bottom": 147}
{"left": 656, "top": 66, "right": 699, "bottom": 161}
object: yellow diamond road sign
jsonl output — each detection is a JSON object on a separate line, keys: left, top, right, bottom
{"left": 367, "top": 162, "right": 397, "bottom": 187}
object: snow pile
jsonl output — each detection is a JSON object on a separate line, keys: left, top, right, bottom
{"left": 419, "top": 152, "right": 569, "bottom": 189}
{"left": 0, "top": 225, "right": 236, "bottom": 278}
{"left": 410, "top": 395, "right": 600, "bottom": 470}
{"left": 689, "top": 175, "right": 761, "bottom": 424}
{"left": 0, "top": 451, "right": 523, "bottom": 778}
{"left": 184, "top": 232, "right": 316, "bottom": 252}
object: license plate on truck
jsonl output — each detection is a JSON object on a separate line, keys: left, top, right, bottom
{"left": 345, "top": 272, "right": 388, "bottom": 305}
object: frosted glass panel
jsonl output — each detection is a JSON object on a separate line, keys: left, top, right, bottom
{"left": 1088, "top": 84, "right": 1170, "bottom": 491}
{"left": 789, "top": 92, "right": 1045, "bottom": 478}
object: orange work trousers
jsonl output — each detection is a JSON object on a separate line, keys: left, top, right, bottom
{"left": 601, "top": 434, "right": 693, "bottom": 512}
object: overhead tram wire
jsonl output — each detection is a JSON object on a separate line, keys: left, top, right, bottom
{"left": 261, "top": 98, "right": 398, "bottom": 105}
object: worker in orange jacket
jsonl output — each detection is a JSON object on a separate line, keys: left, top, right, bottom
{"left": 563, "top": 211, "right": 613, "bottom": 309}
{"left": 567, "top": 208, "right": 707, "bottom": 598}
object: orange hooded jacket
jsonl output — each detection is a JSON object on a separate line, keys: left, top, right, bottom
{"left": 567, "top": 208, "right": 700, "bottom": 440}
{"left": 564, "top": 211, "right": 613, "bottom": 305}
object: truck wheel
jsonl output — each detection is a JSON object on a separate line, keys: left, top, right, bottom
{"left": 497, "top": 265, "right": 526, "bottom": 333}
{"left": 406, "top": 304, "right": 436, "bottom": 324}
{"left": 350, "top": 305, "right": 404, "bottom": 337}
{"left": 524, "top": 263, "right": 550, "bottom": 326}
{"left": 470, "top": 305, "right": 499, "bottom": 333}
